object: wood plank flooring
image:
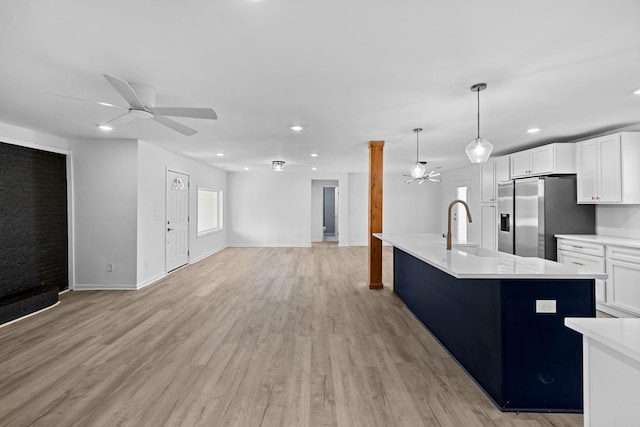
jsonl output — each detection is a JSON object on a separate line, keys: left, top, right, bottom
{"left": 0, "top": 246, "right": 583, "bottom": 426}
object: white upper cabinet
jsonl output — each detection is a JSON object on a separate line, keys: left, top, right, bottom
{"left": 480, "top": 159, "right": 496, "bottom": 203}
{"left": 510, "top": 143, "right": 575, "bottom": 178}
{"left": 495, "top": 156, "right": 511, "bottom": 184}
{"left": 576, "top": 132, "right": 640, "bottom": 204}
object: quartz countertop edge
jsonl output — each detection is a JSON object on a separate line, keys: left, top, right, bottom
{"left": 565, "top": 318, "right": 640, "bottom": 363}
{"left": 555, "top": 234, "right": 640, "bottom": 249}
{"left": 374, "top": 232, "right": 608, "bottom": 280}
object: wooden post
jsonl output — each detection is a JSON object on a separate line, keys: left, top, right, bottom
{"left": 368, "top": 141, "right": 384, "bottom": 289}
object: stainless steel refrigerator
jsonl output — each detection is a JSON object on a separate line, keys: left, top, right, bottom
{"left": 498, "top": 175, "right": 595, "bottom": 261}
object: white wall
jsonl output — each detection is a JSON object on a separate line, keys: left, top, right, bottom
{"left": 69, "top": 138, "right": 138, "bottom": 289}
{"left": 137, "top": 141, "right": 227, "bottom": 286}
{"left": 347, "top": 173, "right": 443, "bottom": 246}
{"left": 227, "top": 172, "right": 350, "bottom": 247}
{"left": 596, "top": 205, "right": 640, "bottom": 240}
{"left": 227, "top": 172, "right": 313, "bottom": 247}
{"left": 0, "top": 121, "right": 68, "bottom": 152}
{"left": 311, "top": 180, "right": 339, "bottom": 242}
{"left": 384, "top": 174, "right": 442, "bottom": 235}
{"left": 348, "top": 173, "right": 368, "bottom": 245}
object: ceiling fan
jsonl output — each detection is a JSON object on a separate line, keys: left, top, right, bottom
{"left": 46, "top": 74, "right": 217, "bottom": 136}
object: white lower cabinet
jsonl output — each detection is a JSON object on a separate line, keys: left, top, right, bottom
{"left": 480, "top": 204, "right": 497, "bottom": 250}
{"left": 557, "top": 244, "right": 606, "bottom": 303}
{"left": 606, "top": 245, "right": 640, "bottom": 316}
{"left": 557, "top": 236, "right": 640, "bottom": 317}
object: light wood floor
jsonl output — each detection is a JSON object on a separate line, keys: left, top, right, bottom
{"left": 0, "top": 246, "right": 583, "bottom": 427}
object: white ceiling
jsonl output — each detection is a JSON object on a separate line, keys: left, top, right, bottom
{"left": 1, "top": 0, "right": 639, "bottom": 174}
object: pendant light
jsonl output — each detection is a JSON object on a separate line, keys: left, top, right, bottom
{"left": 409, "top": 128, "right": 427, "bottom": 178}
{"left": 404, "top": 128, "right": 441, "bottom": 184}
{"left": 465, "top": 83, "right": 493, "bottom": 163}
{"left": 272, "top": 160, "right": 285, "bottom": 171}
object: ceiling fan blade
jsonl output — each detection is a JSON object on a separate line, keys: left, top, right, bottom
{"left": 104, "top": 112, "right": 134, "bottom": 126}
{"left": 103, "top": 74, "right": 146, "bottom": 110}
{"left": 149, "top": 107, "right": 217, "bottom": 120}
{"left": 37, "top": 90, "right": 127, "bottom": 109}
{"left": 153, "top": 115, "right": 198, "bottom": 136}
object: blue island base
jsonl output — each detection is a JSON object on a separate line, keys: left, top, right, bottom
{"left": 393, "top": 247, "right": 595, "bottom": 413}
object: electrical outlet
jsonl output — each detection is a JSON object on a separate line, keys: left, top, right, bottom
{"left": 107, "top": 263, "right": 114, "bottom": 272}
{"left": 536, "top": 299, "right": 556, "bottom": 314}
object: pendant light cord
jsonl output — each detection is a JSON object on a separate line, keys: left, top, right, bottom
{"left": 477, "top": 87, "right": 480, "bottom": 139}
{"left": 416, "top": 130, "right": 419, "bottom": 162}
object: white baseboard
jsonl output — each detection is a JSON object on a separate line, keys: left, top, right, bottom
{"left": 189, "top": 246, "right": 226, "bottom": 264}
{"left": 136, "top": 272, "right": 167, "bottom": 290}
{"left": 228, "top": 243, "right": 312, "bottom": 248}
{"left": 73, "top": 283, "right": 138, "bottom": 291}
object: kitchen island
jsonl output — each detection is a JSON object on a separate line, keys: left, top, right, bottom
{"left": 375, "top": 233, "right": 607, "bottom": 413}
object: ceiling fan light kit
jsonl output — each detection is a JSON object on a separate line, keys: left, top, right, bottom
{"left": 465, "top": 83, "right": 494, "bottom": 164}
{"left": 96, "top": 74, "right": 217, "bottom": 136}
{"left": 272, "top": 160, "right": 285, "bottom": 171}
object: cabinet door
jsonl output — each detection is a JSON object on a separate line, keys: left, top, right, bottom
{"left": 606, "top": 258, "right": 640, "bottom": 315}
{"left": 576, "top": 140, "right": 598, "bottom": 203}
{"left": 480, "top": 204, "right": 497, "bottom": 250}
{"left": 597, "top": 134, "right": 622, "bottom": 203}
{"left": 480, "top": 160, "right": 496, "bottom": 202}
{"left": 495, "top": 156, "right": 510, "bottom": 183}
{"left": 530, "top": 145, "right": 555, "bottom": 175}
{"left": 557, "top": 249, "right": 606, "bottom": 302}
{"left": 511, "top": 152, "right": 531, "bottom": 178}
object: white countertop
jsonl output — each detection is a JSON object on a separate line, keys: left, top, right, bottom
{"left": 375, "top": 232, "right": 608, "bottom": 280}
{"left": 555, "top": 234, "right": 640, "bottom": 249}
{"left": 565, "top": 318, "right": 640, "bottom": 363}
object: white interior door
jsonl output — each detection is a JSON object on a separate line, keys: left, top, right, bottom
{"left": 166, "top": 170, "right": 189, "bottom": 272}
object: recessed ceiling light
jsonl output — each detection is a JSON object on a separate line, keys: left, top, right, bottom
{"left": 216, "top": 153, "right": 225, "bottom": 157}
{"left": 244, "top": 167, "right": 249, "bottom": 170}
{"left": 634, "top": 88, "right": 640, "bottom": 95}
{"left": 310, "top": 153, "right": 318, "bottom": 157}
{"left": 289, "top": 125, "right": 303, "bottom": 131}
{"left": 98, "top": 125, "right": 113, "bottom": 131}
{"left": 526, "top": 128, "right": 541, "bottom": 134}
{"left": 312, "top": 167, "right": 317, "bottom": 171}
{"left": 98, "top": 102, "right": 115, "bottom": 107}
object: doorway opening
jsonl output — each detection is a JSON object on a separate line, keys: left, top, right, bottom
{"left": 311, "top": 180, "right": 339, "bottom": 244}
{"left": 323, "top": 186, "right": 338, "bottom": 241}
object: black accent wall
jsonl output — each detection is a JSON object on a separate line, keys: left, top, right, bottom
{"left": 0, "top": 142, "right": 68, "bottom": 298}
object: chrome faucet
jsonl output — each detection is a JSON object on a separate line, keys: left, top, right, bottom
{"left": 447, "top": 199, "right": 473, "bottom": 250}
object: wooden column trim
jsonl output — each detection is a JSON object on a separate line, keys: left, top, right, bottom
{"left": 368, "top": 140, "right": 384, "bottom": 289}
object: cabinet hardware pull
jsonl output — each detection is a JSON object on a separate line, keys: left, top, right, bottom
{"left": 570, "top": 245, "right": 584, "bottom": 249}
{"left": 571, "top": 261, "right": 584, "bottom": 266}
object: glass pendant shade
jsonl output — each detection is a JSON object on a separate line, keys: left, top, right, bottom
{"left": 465, "top": 137, "right": 493, "bottom": 163}
{"left": 466, "top": 83, "right": 493, "bottom": 164}
{"left": 409, "top": 161, "right": 427, "bottom": 178}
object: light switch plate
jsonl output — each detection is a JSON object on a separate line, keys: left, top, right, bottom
{"left": 536, "top": 299, "right": 557, "bottom": 314}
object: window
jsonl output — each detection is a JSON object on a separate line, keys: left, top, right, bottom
{"left": 197, "top": 187, "right": 222, "bottom": 237}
